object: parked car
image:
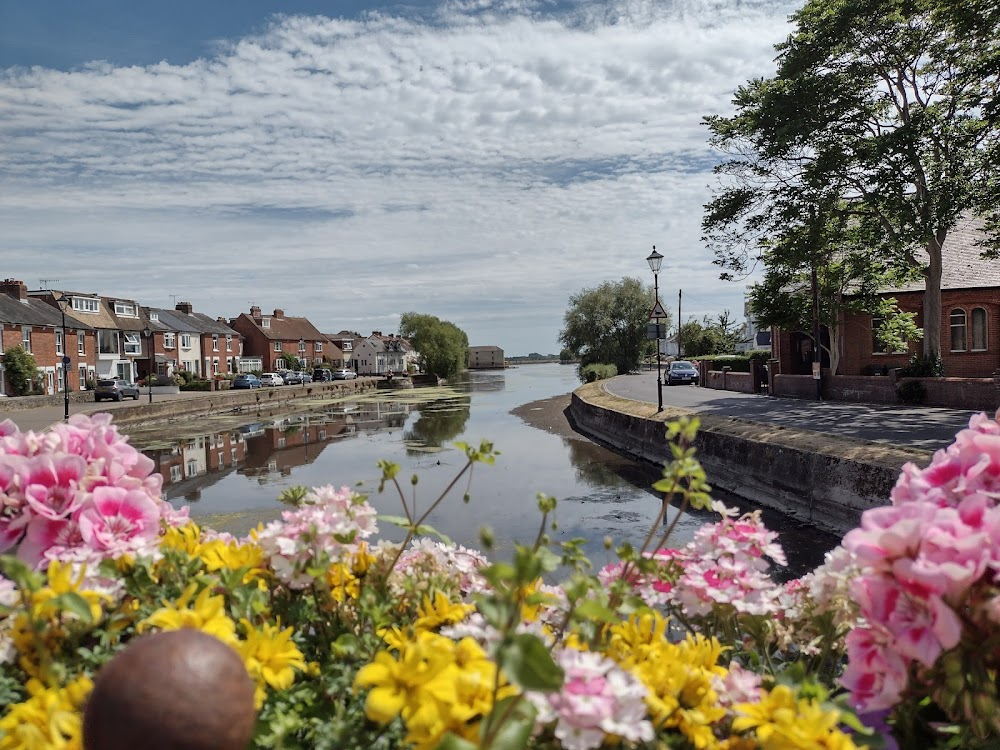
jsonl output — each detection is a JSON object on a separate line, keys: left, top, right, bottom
{"left": 667, "top": 360, "right": 699, "bottom": 385}
{"left": 232, "top": 374, "right": 262, "bottom": 390}
{"left": 94, "top": 378, "right": 140, "bottom": 402}
{"left": 260, "top": 373, "right": 284, "bottom": 387}
{"left": 312, "top": 368, "right": 333, "bottom": 382}
{"left": 282, "top": 370, "right": 304, "bottom": 385}
{"left": 332, "top": 368, "right": 357, "bottom": 380}
{"left": 299, "top": 372, "right": 313, "bottom": 383}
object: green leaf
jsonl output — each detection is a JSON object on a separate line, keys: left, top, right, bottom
{"left": 497, "top": 633, "right": 564, "bottom": 692}
{"left": 378, "top": 514, "right": 414, "bottom": 528}
{"left": 436, "top": 734, "right": 478, "bottom": 750}
{"left": 50, "top": 592, "right": 95, "bottom": 624}
{"left": 573, "top": 598, "right": 618, "bottom": 624}
{"left": 412, "top": 524, "right": 454, "bottom": 545}
{"left": 0, "top": 555, "right": 43, "bottom": 593}
{"left": 482, "top": 696, "right": 537, "bottom": 750}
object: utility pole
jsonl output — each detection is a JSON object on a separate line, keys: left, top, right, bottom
{"left": 811, "top": 260, "right": 822, "bottom": 400}
{"left": 677, "top": 290, "right": 682, "bottom": 359}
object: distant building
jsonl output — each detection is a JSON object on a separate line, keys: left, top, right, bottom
{"left": 469, "top": 345, "right": 505, "bottom": 369}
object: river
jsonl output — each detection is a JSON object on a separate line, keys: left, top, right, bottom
{"left": 127, "top": 363, "right": 841, "bottom": 577}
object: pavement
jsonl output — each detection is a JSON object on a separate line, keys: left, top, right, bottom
{"left": 0, "top": 391, "right": 214, "bottom": 433}
{"left": 605, "top": 369, "right": 990, "bottom": 452}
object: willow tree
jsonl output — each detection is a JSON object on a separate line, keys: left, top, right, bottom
{"left": 704, "top": 0, "right": 1000, "bottom": 360}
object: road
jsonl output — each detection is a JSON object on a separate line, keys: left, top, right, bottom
{"left": 605, "top": 369, "right": 985, "bottom": 451}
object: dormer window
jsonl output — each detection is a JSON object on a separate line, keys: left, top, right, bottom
{"left": 114, "top": 302, "right": 138, "bottom": 317}
{"left": 72, "top": 297, "right": 100, "bottom": 313}
{"left": 150, "top": 312, "right": 159, "bottom": 321}
{"left": 262, "top": 318, "right": 271, "bottom": 329}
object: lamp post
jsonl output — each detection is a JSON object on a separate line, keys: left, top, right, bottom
{"left": 646, "top": 246, "right": 664, "bottom": 412}
{"left": 142, "top": 326, "right": 153, "bottom": 403}
{"left": 56, "top": 295, "right": 70, "bottom": 421}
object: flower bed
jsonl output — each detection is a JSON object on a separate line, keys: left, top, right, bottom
{"left": 2, "top": 410, "right": 1000, "bottom": 749}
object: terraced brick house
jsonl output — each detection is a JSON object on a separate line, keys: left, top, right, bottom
{"left": 229, "top": 306, "right": 334, "bottom": 372}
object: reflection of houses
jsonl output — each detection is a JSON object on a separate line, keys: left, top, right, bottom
{"left": 151, "top": 431, "right": 247, "bottom": 503}
{"left": 239, "top": 421, "right": 352, "bottom": 480}
{"left": 344, "top": 401, "right": 414, "bottom": 431}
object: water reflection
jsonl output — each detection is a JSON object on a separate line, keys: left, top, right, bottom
{"left": 134, "top": 364, "right": 841, "bottom": 578}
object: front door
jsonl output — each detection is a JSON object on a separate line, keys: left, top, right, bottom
{"left": 117, "top": 362, "right": 130, "bottom": 381}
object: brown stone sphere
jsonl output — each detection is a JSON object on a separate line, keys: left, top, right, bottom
{"left": 83, "top": 629, "right": 257, "bottom": 750}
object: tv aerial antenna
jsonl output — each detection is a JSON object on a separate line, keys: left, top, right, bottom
{"left": 39, "top": 278, "right": 60, "bottom": 289}
{"left": 169, "top": 294, "right": 179, "bottom": 306}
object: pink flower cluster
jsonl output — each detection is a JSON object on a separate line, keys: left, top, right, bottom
{"left": 527, "top": 648, "right": 653, "bottom": 750}
{"left": 391, "top": 538, "right": 488, "bottom": 596}
{"left": 253, "top": 484, "right": 378, "bottom": 588}
{"left": 0, "top": 415, "right": 172, "bottom": 568}
{"left": 599, "top": 504, "right": 787, "bottom": 617}
{"left": 840, "top": 410, "right": 1000, "bottom": 711}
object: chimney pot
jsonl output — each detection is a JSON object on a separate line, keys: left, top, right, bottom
{"left": 0, "top": 279, "right": 28, "bottom": 301}
{"left": 176, "top": 301, "right": 194, "bottom": 315}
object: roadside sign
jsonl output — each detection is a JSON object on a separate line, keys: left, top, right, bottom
{"left": 647, "top": 322, "right": 665, "bottom": 340}
{"left": 648, "top": 299, "right": 668, "bottom": 320}
{"left": 812, "top": 362, "right": 821, "bottom": 380}
{"left": 62, "top": 356, "right": 71, "bottom": 366}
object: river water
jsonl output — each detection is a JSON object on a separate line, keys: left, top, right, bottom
{"left": 127, "top": 363, "right": 840, "bottom": 577}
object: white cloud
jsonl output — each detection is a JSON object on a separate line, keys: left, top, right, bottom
{"left": 0, "top": 0, "right": 795, "bottom": 353}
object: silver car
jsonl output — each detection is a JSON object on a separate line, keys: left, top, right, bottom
{"left": 94, "top": 378, "right": 140, "bottom": 402}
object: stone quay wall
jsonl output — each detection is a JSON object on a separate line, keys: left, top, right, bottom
{"left": 568, "top": 382, "right": 930, "bottom": 535}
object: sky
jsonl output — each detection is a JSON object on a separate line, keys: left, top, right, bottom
{"left": 0, "top": 0, "right": 796, "bottom": 356}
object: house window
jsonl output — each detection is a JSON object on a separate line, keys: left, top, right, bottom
{"left": 262, "top": 318, "right": 270, "bottom": 329}
{"left": 149, "top": 312, "right": 158, "bottom": 321}
{"left": 21, "top": 327, "right": 30, "bottom": 352}
{"left": 170, "top": 466, "right": 182, "bottom": 483}
{"left": 181, "top": 334, "right": 191, "bottom": 348}
{"left": 950, "top": 308, "right": 967, "bottom": 352}
{"left": 212, "top": 335, "right": 219, "bottom": 351}
{"left": 77, "top": 332, "right": 85, "bottom": 354}
{"left": 274, "top": 342, "right": 282, "bottom": 352}
{"left": 315, "top": 342, "right": 323, "bottom": 352}
{"left": 164, "top": 333, "right": 176, "bottom": 349}
{"left": 971, "top": 307, "right": 988, "bottom": 351}
{"left": 114, "top": 302, "right": 137, "bottom": 317}
{"left": 98, "top": 330, "right": 119, "bottom": 355}
{"left": 298, "top": 341, "right": 306, "bottom": 353}
{"left": 56, "top": 329, "right": 64, "bottom": 354}
{"left": 343, "top": 342, "right": 352, "bottom": 351}
{"left": 57, "top": 367, "right": 65, "bottom": 392}
{"left": 72, "top": 297, "right": 99, "bottom": 313}
{"left": 226, "top": 335, "right": 232, "bottom": 352}
{"left": 187, "top": 460, "right": 198, "bottom": 476}
{"left": 79, "top": 366, "right": 87, "bottom": 389}
{"left": 213, "top": 358, "right": 220, "bottom": 374}
{"left": 123, "top": 332, "right": 141, "bottom": 355}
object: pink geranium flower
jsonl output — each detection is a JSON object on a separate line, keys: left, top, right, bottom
{"left": 21, "top": 454, "right": 89, "bottom": 520}
{"left": 75, "top": 486, "right": 161, "bottom": 554}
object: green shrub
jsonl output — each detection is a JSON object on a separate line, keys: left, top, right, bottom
{"left": 580, "top": 363, "right": 618, "bottom": 382}
{"left": 900, "top": 353, "right": 943, "bottom": 377}
{"left": 179, "top": 380, "right": 212, "bottom": 391}
{"left": 1, "top": 346, "right": 38, "bottom": 396}
{"left": 696, "top": 355, "right": 752, "bottom": 373}
{"left": 896, "top": 378, "right": 926, "bottom": 405}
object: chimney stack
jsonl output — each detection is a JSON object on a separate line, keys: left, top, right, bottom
{"left": 0, "top": 279, "right": 28, "bottom": 302}
{"left": 273, "top": 309, "right": 284, "bottom": 319}
{"left": 175, "top": 301, "right": 194, "bottom": 315}
{"left": 250, "top": 305, "right": 262, "bottom": 319}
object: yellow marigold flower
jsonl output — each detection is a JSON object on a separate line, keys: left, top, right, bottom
{"left": 413, "top": 590, "right": 474, "bottom": 631}
{"left": 326, "top": 562, "right": 360, "bottom": 603}
{"left": 238, "top": 619, "right": 307, "bottom": 709}
{"left": 138, "top": 582, "right": 237, "bottom": 645}
{"left": 160, "top": 522, "right": 203, "bottom": 555}
{"left": 0, "top": 675, "right": 92, "bottom": 750}
{"left": 198, "top": 539, "right": 266, "bottom": 584}
{"left": 351, "top": 542, "right": 376, "bottom": 575}
{"left": 607, "top": 611, "right": 671, "bottom": 667}
{"left": 733, "top": 685, "right": 862, "bottom": 750}
{"left": 31, "top": 561, "right": 109, "bottom": 623}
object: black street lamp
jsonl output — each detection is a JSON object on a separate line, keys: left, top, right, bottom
{"left": 56, "top": 294, "right": 70, "bottom": 421}
{"left": 647, "top": 246, "right": 665, "bottom": 412}
{"left": 142, "top": 326, "right": 154, "bottom": 403}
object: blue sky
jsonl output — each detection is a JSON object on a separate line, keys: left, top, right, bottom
{"left": 0, "top": 0, "right": 795, "bottom": 355}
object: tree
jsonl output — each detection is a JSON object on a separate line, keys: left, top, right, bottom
{"left": 2, "top": 346, "right": 38, "bottom": 396}
{"left": 559, "top": 277, "right": 664, "bottom": 375}
{"left": 398, "top": 313, "right": 469, "bottom": 380}
{"left": 677, "top": 314, "right": 745, "bottom": 358}
{"left": 704, "top": 0, "right": 1000, "bottom": 360}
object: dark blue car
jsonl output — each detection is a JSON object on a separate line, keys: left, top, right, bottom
{"left": 667, "top": 361, "right": 699, "bottom": 385}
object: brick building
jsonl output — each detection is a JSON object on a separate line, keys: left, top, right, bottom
{"left": 229, "top": 306, "right": 337, "bottom": 372}
{"left": 0, "top": 279, "right": 96, "bottom": 396}
{"left": 773, "top": 218, "right": 1000, "bottom": 378}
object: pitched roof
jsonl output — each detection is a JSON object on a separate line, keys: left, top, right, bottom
{"left": 0, "top": 295, "right": 94, "bottom": 330}
{"left": 241, "top": 313, "right": 328, "bottom": 342}
{"left": 887, "top": 216, "right": 1000, "bottom": 293}
{"left": 190, "top": 312, "right": 241, "bottom": 337}
{"left": 148, "top": 308, "right": 202, "bottom": 333}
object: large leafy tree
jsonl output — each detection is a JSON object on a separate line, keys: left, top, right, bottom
{"left": 704, "top": 0, "right": 1000, "bottom": 360}
{"left": 559, "top": 277, "right": 663, "bottom": 375}
{"left": 398, "top": 313, "right": 469, "bottom": 380}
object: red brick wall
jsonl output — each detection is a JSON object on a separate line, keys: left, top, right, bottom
{"left": 842, "top": 289, "right": 1000, "bottom": 378}
{"left": 705, "top": 371, "right": 755, "bottom": 393}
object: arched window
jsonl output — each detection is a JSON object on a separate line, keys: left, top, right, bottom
{"left": 950, "top": 308, "right": 967, "bottom": 352}
{"left": 971, "top": 307, "right": 988, "bottom": 351}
